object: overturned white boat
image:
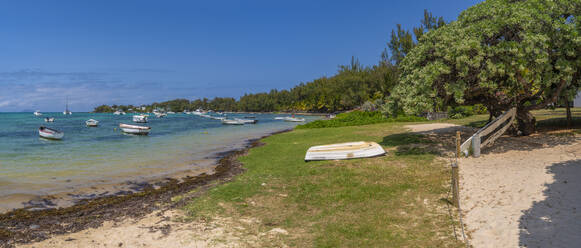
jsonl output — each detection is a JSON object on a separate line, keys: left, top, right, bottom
{"left": 132, "top": 114, "right": 148, "bottom": 123}
{"left": 44, "top": 117, "right": 55, "bottom": 122}
{"left": 38, "top": 126, "right": 64, "bottom": 140}
{"left": 86, "top": 119, "right": 99, "bottom": 127}
{"left": 119, "top": 123, "right": 151, "bottom": 135}
{"left": 221, "top": 119, "right": 244, "bottom": 125}
{"left": 305, "top": 142, "right": 386, "bottom": 161}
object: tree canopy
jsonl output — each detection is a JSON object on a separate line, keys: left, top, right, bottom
{"left": 391, "top": 0, "right": 581, "bottom": 134}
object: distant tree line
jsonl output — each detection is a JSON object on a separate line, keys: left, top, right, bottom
{"left": 94, "top": 10, "right": 442, "bottom": 114}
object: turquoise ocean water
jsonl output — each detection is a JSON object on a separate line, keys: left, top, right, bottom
{"left": 0, "top": 112, "right": 315, "bottom": 211}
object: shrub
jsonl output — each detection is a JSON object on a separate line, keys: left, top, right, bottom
{"left": 296, "top": 111, "right": 426, "bottom": 129}
{"left": 448, "top": 106, "right": 476, "bottom": 119}
{"left": 473, "top": 104, "right": 488, "bottom": 114}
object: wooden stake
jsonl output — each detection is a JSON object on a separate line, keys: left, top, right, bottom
{"left": 456, "top": 131, "right": 461, "bottom": 158}
{"left": 452, "top": 162, "right": 459, "bottom": 207}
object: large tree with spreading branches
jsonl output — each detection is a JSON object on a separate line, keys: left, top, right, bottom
{"left": 391, "top": 0, "right": 581, "bottom": 135}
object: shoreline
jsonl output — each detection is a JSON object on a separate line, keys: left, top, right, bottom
{"left": 0, "top": 128, "right": 292, "bottom": 247}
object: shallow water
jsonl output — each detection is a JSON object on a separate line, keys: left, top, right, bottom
{"left": 0, "top": 112, "right": 316, "bottom": 211}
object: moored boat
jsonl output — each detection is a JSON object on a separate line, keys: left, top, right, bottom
{"left": 63, "top": 97, "right": 72, "bottom": 115}
{"left": 86, "top": 119, "right": 99, "bottom": 127}
{"left": 284, "top": 117, "right": 305, "bottom": 122}
{"left": 44, "top": 117, "right": 55, "bottom": 122}
{"left": 154, "top": 112, "right": 167, "bottom": 118}
{"left": 33, "top": 111, "right": 43, "bottom": 116}
{"left": 235, "top": 118, "right": 258, "bottom": 124}
{"left": 132, "top": 114, "right": 148, "bottom": 123}
{"left": 113, "top": 110, "right": 126, "bottom": 115}
{"left": 119, "top": 123, "right": 151, "bottom": 135}
{"left": 38, "top": 126, "right": 64, "bottom": 140}
{"left": 221, "top": 119, "right": 244, "bottom": 125}
{"left": 304, "top": 141, "right": 386, "bottom": 161}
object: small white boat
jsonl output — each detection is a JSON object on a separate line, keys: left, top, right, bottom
{"left": 33, "top": 111, "right": 43, "bottom": 116}
{"left": 63, "top": 98, "right": 72, "bottom": 115}
{"left": 274, "top": 117, "right": 286, "bottom": 120}
{"left": 235, "top": 118, "right": 258, "bottom": 124}
{"left": 305, "top": 142, "right": 386, "bottom": 161}
{"left": 154, "top": 112, "right": 167, "bottom": 118}
{"left": 167, "top": 111, "right": 175, "bottom": 114}
{"left": 86, "top": 119, "right": 99, "bottom": 127}
{"left": 38, "top": 126, "right": 64, "bottom": 140}
{"left": 113, "top": 110, "right": 126, "bottom": 115}
{"left": 44, "top": 117, "right": 55, "bottom": 122}
{"left": 222, "top": 119, "right": 244, "bottom": 125}
{"left": 192, "top": 110, "right": 205, "bottom": 115}
{"left": 284, "top": 117, "right": 305, "bottom": 122}
{"left": 119, "top": 123, "right": 151, "bottom": 135}
{"left": 133, "top": 115, "right": 148, "bottom": 123}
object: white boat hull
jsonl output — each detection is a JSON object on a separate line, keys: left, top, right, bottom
{"left": 235, "top": 118, "right": 257, "bottom": 124}
{"left": 222, "top": 119, "right": 244, "bottom": 125}
{"left": 86, "top": 119, "right": 99, "bottom": 127}
{"left": 39, "top": 127, "right": 64, "bottom": 140}
{"left": 284, "top": 117, "right": 305, "bottom": 122}
{"left": 305, "top": 142, "right": 386, "bottom": 161}
{"left": 133, "top": 115, "right": 148, "bottom": 123}
{"left": 119, "top": 123, "right": 150, "bottom": 135}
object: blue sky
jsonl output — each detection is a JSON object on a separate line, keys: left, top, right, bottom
{"left": 0, "top": 0, "right": 482, "bottom": 112}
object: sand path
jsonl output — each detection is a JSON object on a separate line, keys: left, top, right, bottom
{"left": 460, "top": 138, "right": 581, "bottom": 248}
{"left": 406, "top": 123, "right": 581, "bottom": 248}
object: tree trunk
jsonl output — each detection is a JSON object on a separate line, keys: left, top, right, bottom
{"left": 516, "top": 108, "right": 536, "bottom": 135}
{"left": 566, "top": 100, "right": 572, "bottom": 128}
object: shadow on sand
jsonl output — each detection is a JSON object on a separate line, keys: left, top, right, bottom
{"left": 519, "top": 159, "right": 581, "bottom": 248}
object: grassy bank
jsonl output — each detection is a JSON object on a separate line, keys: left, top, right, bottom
{"left": 183, "top": 121, "right": 463, "bottom": 247}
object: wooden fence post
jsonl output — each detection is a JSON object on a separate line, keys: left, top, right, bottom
{"left": 453, "top": 131, "right": 461, "bottom": 207}
{"left": 456, "top": 131, "right": 461, "bottom": 158}
{"left": 451, "top": 162, "right": 459, "bottom": 207}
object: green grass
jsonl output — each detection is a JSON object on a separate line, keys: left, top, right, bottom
{"left": 297, "top": 111, "right": 426, "bottom": 129}
{"left": 183, "top": 122, "right": 463, "bottom": 247}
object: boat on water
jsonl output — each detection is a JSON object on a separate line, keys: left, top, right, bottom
{"left": 63, "top": 97, "right": 72, "bottom": 115}
{"left": 38, "top": 126, "right": 64, "bottom": 140}
{"left": 33, "top": 111, "right": 43, "bottom": 116}
{"left": 304, "top": 142, "right": 386, "bottom": 161}
{"left": 154, "top": 112, "right": 167, "bottom": 118}
{"left": 113, "top": 110, "right": 126, "bottom": 115}
{"left": 274, "top": 117, "right": 286, "bottom": 120}
{"left": 167, "top": 111, "right": 175, "bottom": 114}
{"left": 44, "top": 117, "right": 55, "bottom": 122}
{"left": 284, "top": 117, "right": 305, "bottom": 122}
{"left": 119, "top": 123, "right": 151, "bottom": 135}
{"left": 86, "top": 119, "right": 99, "bottom": 127}
{"left": 133, "top": 114, "right": 148, "bottom": 123}
{"left": 235, "top": 118, "right": 258, "bottom": 124}
{"left": 221, "top": 119, "right": 245, "bottom": 125}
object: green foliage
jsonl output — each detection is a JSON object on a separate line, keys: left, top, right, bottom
{"left": 297, "top": 111, "right": 425, "bottom": 129}
{"left": 473, "top": 104, "right": 488, "bottom": 115}
{"left": 391, "top": 0, "right": 581, "bottom": 133}
{"left": 93, "top": 105, "right": 114, "bottom": 113}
